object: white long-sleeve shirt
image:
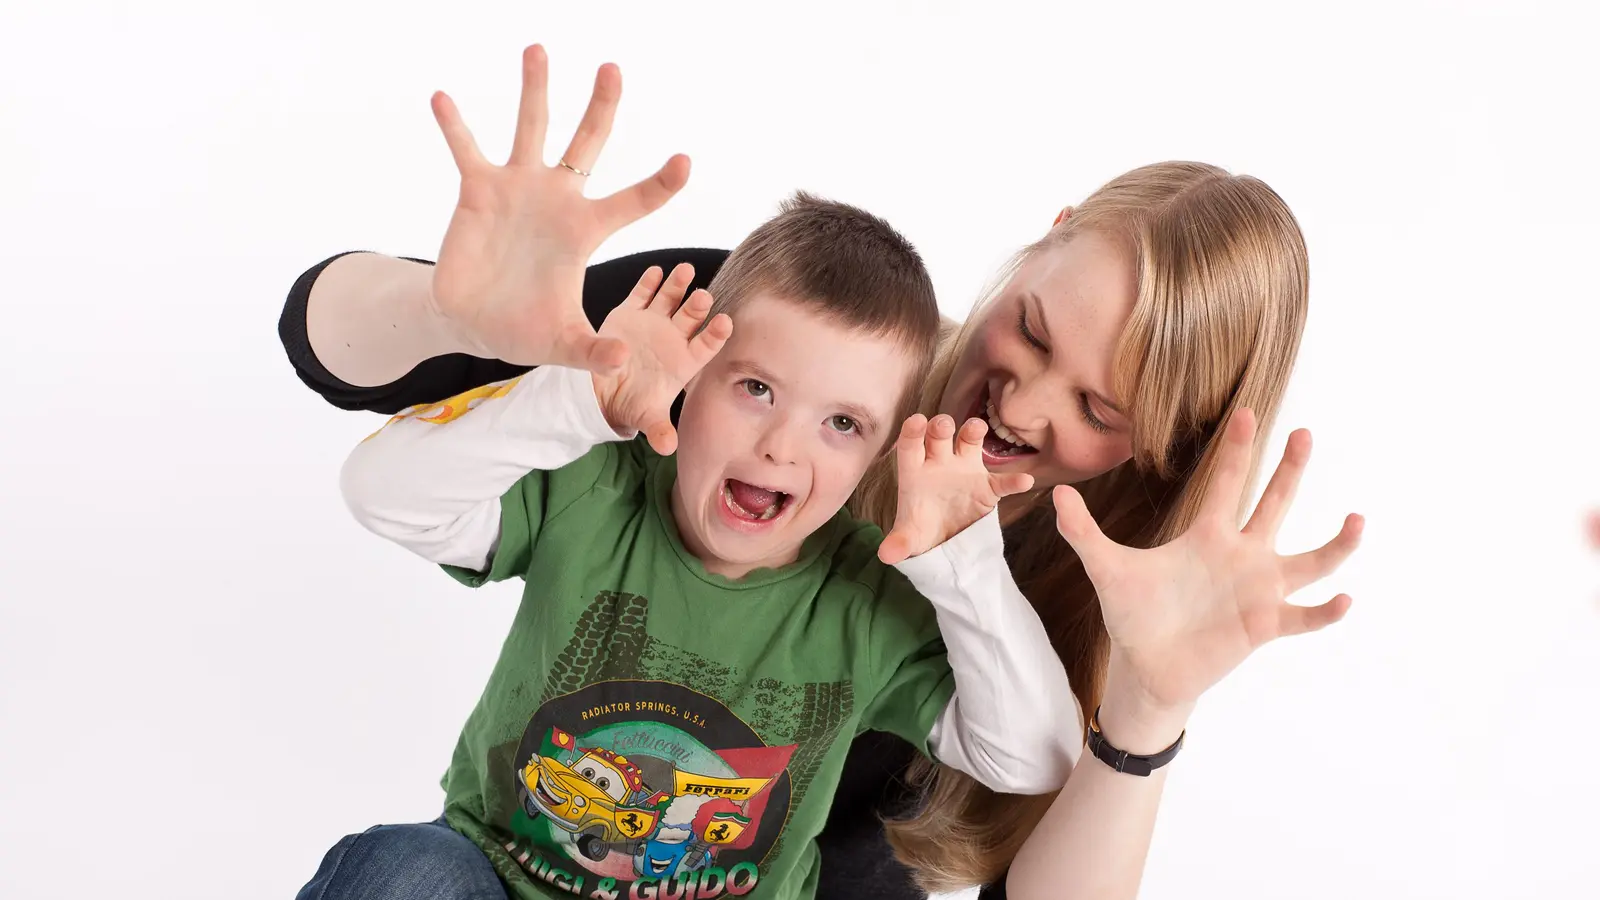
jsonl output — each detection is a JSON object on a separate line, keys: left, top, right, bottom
{"left": 342, "top": 364, "right": 1082, "bottom": 793}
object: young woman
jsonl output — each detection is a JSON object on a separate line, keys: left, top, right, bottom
{"left": 285, "top": 46, "right": 1361, "bottom": 900}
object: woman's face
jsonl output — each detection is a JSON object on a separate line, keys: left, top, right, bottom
{"left": 939, "top": 229, "right": 1139, "bottom": 489}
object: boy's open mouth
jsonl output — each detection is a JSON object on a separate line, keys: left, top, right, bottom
{"left": 970, "top": 384, "right": 1039, "bottom": 464}
{"left": 722, "top": 479, "right": 792, "bottom": 523}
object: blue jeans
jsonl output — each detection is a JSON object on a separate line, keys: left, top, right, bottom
{"left": 296, "top": 816, "right": 508, "bottom": 900}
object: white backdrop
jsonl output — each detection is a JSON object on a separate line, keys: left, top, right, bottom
{"left": 2, "top": 2, "right": 1598, "bottom": 898}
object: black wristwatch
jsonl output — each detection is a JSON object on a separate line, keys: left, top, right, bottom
{"left": 1085, "top": 706, "right": 1185, "bottom": 776}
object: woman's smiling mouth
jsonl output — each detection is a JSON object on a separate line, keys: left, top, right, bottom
{"left": 970, "top": 384, "right": 1039, "bottom": 466}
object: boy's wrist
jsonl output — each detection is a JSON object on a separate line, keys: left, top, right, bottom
{"left": 590, "top": 370, "right": 632, "bottom": 437}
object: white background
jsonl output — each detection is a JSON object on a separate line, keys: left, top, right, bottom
{"left": 2, "top": 1, "right": 1598, "bottom": 898}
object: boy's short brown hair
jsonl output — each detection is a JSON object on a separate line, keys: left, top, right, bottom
{"left": 706, "top": 191, "right": 941, "bottom": 431}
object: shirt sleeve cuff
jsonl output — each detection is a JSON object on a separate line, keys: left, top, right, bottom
{"left": 502, "top": 364, "right": 636, "bottom": 445}
{"left": 891, "top": 508, "right": 1007, "bottom": 597}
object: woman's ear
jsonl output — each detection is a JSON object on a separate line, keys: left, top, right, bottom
{"left": 1053, "top": 205, "right": 1074, "bottom": 227}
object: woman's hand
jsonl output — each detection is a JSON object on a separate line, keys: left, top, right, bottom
{"left": 1053, "top": 408, "right": 1363, "bottom": 738}
{"left": 427, "top": 44, "right": 691, "bottom": 372}
{"left": 591, "top": 265, "right": 732, "bottom": 455}
{"left": 878, "top": 415, "right": 1034, "bottom": 564}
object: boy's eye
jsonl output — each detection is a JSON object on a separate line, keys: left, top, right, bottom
{"left": 828, "top": 415, "right": 859, "bottom": 435}
{"left": 741, "top": 379, "right": 771, "bottom": 399}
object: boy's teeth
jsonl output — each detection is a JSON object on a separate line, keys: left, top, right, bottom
{"left": 985, "top": 398, "right": 1033, "bottom": 449}
{"left": 723, "top": 482, "right": 785, "bottom": 520}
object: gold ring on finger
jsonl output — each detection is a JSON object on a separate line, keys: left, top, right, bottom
{"left": 558, "top": 159, "right": 591, "bottom": 177}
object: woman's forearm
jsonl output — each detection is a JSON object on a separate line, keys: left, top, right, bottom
{"left": 1005, "top": 665, "right": 1194, "bottom": 900}
{"left": 305, "top": 252, "right": 469, "bottom": 387}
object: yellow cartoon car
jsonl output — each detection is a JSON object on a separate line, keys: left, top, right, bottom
{"left": 520, "top": 747, "right": 662, "bottom": 861}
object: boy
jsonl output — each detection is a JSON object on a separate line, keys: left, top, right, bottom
{"left": 335, "top": 195, "right": 1081, "bottom": 900}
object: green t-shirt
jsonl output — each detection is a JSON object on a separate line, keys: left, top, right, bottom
{"left": 437, "top": 436, "right": 955, "bottom": 900}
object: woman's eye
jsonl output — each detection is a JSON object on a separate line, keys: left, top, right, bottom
{"left": 1079, "top": 394, "right": 1111, "bottom": 434}
{"left": 828, "top": 415, "right": 859, "bottom": 435}
{"left": 1016, "top": 307, "right": 1048, "bottom": 352}
{"left": 742, "top": 379, "right": 771, "bottom": 399}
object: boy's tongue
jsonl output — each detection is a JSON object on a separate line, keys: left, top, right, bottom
{"left": 728, "top": 479, "right": 783, "bottom": 517}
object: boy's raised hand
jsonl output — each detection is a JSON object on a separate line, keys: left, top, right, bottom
{"left": 878, "top": 415, "right": 1035, "bottom": 565}
{"left": 427, "top": 44, "right": 691, "bottom": 373}
{"left": 592, "top": 264, "right": 732, "bottom": 455}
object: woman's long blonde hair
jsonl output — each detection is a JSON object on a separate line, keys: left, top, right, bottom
{"left": 846, "top": 161, "right": 1311, "bottom": 892}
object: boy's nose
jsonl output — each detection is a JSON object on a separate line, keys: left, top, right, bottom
{"left": 756, "top": 420, "right": 801, "bottom": 465}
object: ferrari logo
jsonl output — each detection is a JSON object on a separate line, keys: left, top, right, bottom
{"left": 615, "top": 808, "right": 659, "bottom": 839}
{"left": 702, "top": 811, "right": 750, "bottom": 845}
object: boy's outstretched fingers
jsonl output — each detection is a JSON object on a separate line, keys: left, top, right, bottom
{"left": 672, "top": 288, "right": 714, "bottom": 335}
{"left": 955, "top": 418, "right": 987, "bottom": 460}
{"left": 878, "top": 531, "right": 913, "bottom": 566}
{"left": 990, "top": 472, "right": 1034, "bottom": 499}
{"left": 878, "top": 416, "right": 931, "bottom": 566}
{"left": 645, "top": 263, "right": 695, "bottom": 313}
{"left": 895, "top": 415, "right": 930, "bottom": 472}
{"left": 622, "top": 266, "right": 666, "bottom": 309}
{"left": 689, "top": 313, "right": 733, "bottom": 365}
{"left": 642, "top": 417, "right": 678, "bottom": 457}
{"left": 925, "top": 415, "right": 957, "bottom": 461}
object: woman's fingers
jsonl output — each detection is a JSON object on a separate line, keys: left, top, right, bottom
{"left": 1053, "top": 485, "right": 1113, "bottom": 567}
{"left": 594, "top": 154, "right": 692, "bottom": 235}
{"left": 554, "top": 319, "right": 626, "bottom": 374}
{"left": 431, "top": 91, "right": 487, "bottom": 175}
{"left": 1242, "top": 428, "right": 1312, "bottom": 540}
{"left": 558, "top": 62, "right": 622, "bottom": 176}
{"left": 507, "top": 44, "right": 550, "bottom": 166}
{"left": 1198, "top": 407, "right": 1257, "bottom": 527}
{"left": 1275, "top": 593, "right": 1353, "bottom": 639}
{"left": 1282, "top": 513, "right": 1364, "bottom": 591}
